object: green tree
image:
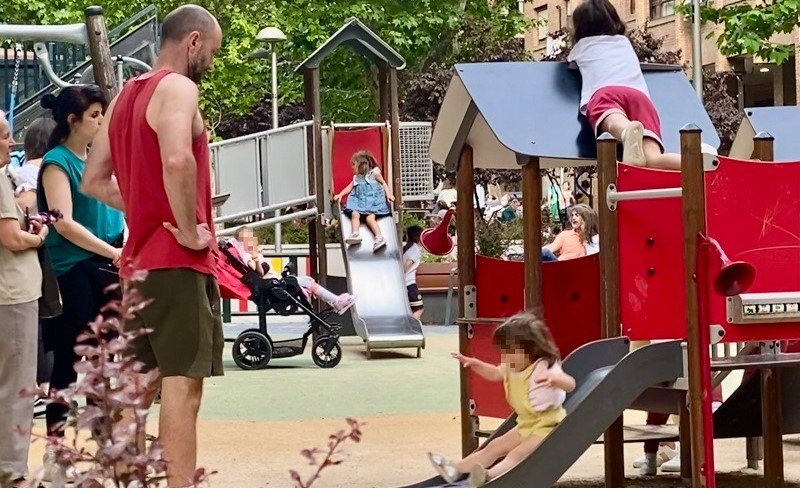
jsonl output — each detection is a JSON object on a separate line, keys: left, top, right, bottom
{"left": 677, "top": 0, "right": 799, "bottom": 65}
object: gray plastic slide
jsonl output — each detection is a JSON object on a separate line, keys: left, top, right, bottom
{"left": 338, "top": 207, "right": 425, "bottom": 358}
{"left": 397, "top": 338, "right": 684, "bottom": 488}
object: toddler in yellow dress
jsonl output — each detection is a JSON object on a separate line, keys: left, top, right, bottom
{"left": 428, "top": 312, "right": 576, "bottom": 486}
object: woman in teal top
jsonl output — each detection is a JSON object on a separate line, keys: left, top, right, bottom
{"left": 36, "top": 85, "right": 124, "bottom": 482}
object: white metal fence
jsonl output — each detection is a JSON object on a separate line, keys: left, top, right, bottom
{"left": 211, "top": 120, "right": 434, "bottom": 220}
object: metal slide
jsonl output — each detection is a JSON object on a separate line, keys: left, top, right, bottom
{"left": 398, "top": 338, "right": 684, "bottom": 488}
{"left": 338, "top": 208, "right": 425, "bottom": 358}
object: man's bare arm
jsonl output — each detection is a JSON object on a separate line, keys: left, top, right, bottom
{"left": 83, "top": 97, "right": 125, "bottom": 211}
{"left": 155, "top": 75, "right": 200, "bottom": 240}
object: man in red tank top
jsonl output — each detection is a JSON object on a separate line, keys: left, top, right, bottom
{"left": 83, "top": 5, "right": 223, "bottom": 487}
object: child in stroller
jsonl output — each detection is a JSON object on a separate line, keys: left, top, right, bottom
{"left": 225, "top": 227, "right": 356, "bottom": 314}
{"left": 215, "top": 228, "right": 345, "bottom": 369}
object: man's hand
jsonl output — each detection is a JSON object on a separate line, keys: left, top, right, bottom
{"left": 35, "top": 225, "right": 49, "bottom": 246}
{"left": 27, "top": 215, "right": 44, "bottom": 234}
{"left": 162, "top": 222, "right": 213, "bottom": 250}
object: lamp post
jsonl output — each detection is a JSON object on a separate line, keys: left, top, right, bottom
{"left": 255, "top": 26, "right": 286, "bottom": 129}
{"left": 691, "top": 0, "right": 703, "bottom": 102}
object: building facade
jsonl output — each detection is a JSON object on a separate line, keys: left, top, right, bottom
{"left": 521, "top": 0, "right": 799, "bottom": 108}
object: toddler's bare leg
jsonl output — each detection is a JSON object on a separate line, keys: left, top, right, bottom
{"left": 365, "top": 214, "right": 382, "bottom": 237}
{"left": 350, "top": 212, "right": 361, "bottom": 234}
{"left": 454, "top": 427, "right": 521, "bottom": 473}
{"left": 484, "top": 433, "right": 543, "bottom": 480}
{"left": 643, "top": 139, "right": 681, "bottom": 170}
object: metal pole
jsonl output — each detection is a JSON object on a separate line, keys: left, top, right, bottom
{"left": 271, "top": 44, "right": 279, "bottom": 129}
{"left": 275, "top": 208, "right": 282, "bottom": 254}
{"left": 692, "top": 0, "right": 703, "bottom": 101}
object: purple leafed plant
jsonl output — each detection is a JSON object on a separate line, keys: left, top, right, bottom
{"left": 289, "top": 418, "right": 364, "bottom": 488}
{"left": 26, "top": 267, "right": 213, "bottom": 487}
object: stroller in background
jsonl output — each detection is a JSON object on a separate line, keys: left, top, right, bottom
{"left": 215, "top": 240, "right": 343, "bottom": 370}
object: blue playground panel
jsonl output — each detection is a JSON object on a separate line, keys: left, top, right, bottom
{"left": 738, "top": 106, "right": 800, "bottom": 161}
{"left": 452, "top": 61, "right": 720, "bottom": 160}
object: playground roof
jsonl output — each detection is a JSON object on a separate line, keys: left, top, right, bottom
{"left": 730, "top": 106, "right": 797, "bottom": 162}
{"left": 428, "top": 61, "right": 721, "bottom": 171}
{"left": 295, "top": 17, "right": 406, "bottom": 71}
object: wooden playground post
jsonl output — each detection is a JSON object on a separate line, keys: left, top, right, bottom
{"left": 680, "top": 125, "right": 710, "bottom": 488}
{"left": 752, "top": 132, "right": 784, "bottom": 488}
{"left": 388, "top": 67, "right": 404, "bottom": 240}
{"left": 378, "top": 63, "right": 390, "bottom": 122}
{"left": 84, "top": 6, "right": 118, "bottom": 101}
{"left": 595, "top": 132, "right": 625, "bottom": 488}
{"left": 303, "top": 67, "right": 327, "bottom": 288}
{"left": 456, "top": 145, "right": 478, "bottom": 456}
{"left": 520, "top": 156, "right": 542, "bottom": 309}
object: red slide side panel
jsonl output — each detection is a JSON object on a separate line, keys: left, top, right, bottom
{"left": 617, "top": 165, "right": 685, "bottom": 340}
{"left": 330, "top": 127, "right": 385, "bottom": 205}
{"left": 470, "top": 255, "right": 603, "bottom": 419}
{"left": 705, "top": 156, "right": 800, "bottom": 341}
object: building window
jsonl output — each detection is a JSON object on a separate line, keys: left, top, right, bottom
{"left": 536, "top": 6, "right": 548, "bottom": 40}
{"left": 650, "top": 0, "right": 675, "bottom": 19}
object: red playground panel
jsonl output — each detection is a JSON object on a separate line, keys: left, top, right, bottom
{"left": 618, "top": 158, "right": 800, "bottom": 342}
{"left": 330, "top": 127, "right": 386, "bottom": 205}
{"left": 470, "top": 255, "right": 602, "bottom": 419}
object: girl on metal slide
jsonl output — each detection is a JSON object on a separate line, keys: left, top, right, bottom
{"left": 333, "top": 150, "right": 394, "bottom": 252}
{"left": 427, "top": 312, "right": 575, "bottom": 487}
{"left": 567, "top": 0, "right": 684, "bottom": 170}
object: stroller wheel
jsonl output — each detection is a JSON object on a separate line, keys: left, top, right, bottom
{"left": 311, "top": 335, "right": 342, "bottom": 368}
{"left": 232, "top": 331, "right": 273, "bottom": 370}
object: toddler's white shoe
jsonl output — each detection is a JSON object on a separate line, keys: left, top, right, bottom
{"left": 427, "top": 452, "right": 460, "bottom": 484}
{"left": 334, "top": 293, "right": 357, "bottom": 315}
{"left": 621, "top": 121, "right": 646, "bottom": 167}
{"left": 660, "top": 453, "right": 681, "bottom": 473}
{"left": 345, "top": 233, "right": 362, "bottom": 245}
{"left": 373, "top": 236, "right": 386, "bottom": 252}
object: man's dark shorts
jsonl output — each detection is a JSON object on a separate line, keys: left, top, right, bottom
{"left": 126, "top": 268, "right": 224, "bottom": 378}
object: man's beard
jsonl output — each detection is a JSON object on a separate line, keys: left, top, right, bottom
{"left": 187, "top": 57, "right": 206, "bottom": 84}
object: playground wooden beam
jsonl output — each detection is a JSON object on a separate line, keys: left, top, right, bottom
{"left": 596, "top": 132, "right": 625, "bottom": 488}
{"left": 389, "top": 67, "right": 403, "bottom": 240}
{"left": 303, "top": 67, "right": 327, "bottom": 288}
{"left": 520, "top": 156, "right": 542, "bottom": 309}
{"left": 85, "top": 6, "right": 118, "bottom": 101}
{"left": 680, "top": 125, "right": 709, "bottom": 488}
{"left": 456, "top": 145, "right": 478, "bottom": 456}
{"left": 752, "top": 132, "right": 784, "bottom": 488}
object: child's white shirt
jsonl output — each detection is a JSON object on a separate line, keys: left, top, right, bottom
{"left": 567, "top": 35, "right": 651, "bottom": 115}
{"left": 527, "top": 359, "right": 567, "bottom": 412}
{"left": 10, "top": 163, "right": 39, "bottom": 195}
{"left": 403, "top": 243, "right": 422, "bottom": 286}
{"left": 585, "top": 234, "right": 600, "bottom": 255}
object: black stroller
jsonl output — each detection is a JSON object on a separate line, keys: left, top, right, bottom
{"left": 216, "top": 241, "right": 343, "bottom": 369}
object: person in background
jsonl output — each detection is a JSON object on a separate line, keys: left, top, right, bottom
{"left": 37, "top": 86, "right": 124, "bottom": 484}
{"left": 0, "top": 109, "right": 49, "bottom": 488}
{"left": 9, "top": 117, "right": 57, "bottom": 213}
{"left": 227, "top": 226, "right": 356, "bottom": 314}
{"left": 541, "top": 205, "right": 595, "bottom": 262}
{"left": 498, "top": 195, "right": 520, "bottom": 223}
{"left": 7, "top": 117, "right": 58, "bottom": 418}
{"left": 403, "top": 225, "right": 424, "bottom": 322}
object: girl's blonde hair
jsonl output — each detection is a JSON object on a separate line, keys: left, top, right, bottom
{"left": 570, "top": 203, "right": 596, "bottom": 244}
{"left": 352, "top": 150, "right": 378, "bottom": 176}
{"left": 492, "top": 312, "right": 561, "bottom": 367}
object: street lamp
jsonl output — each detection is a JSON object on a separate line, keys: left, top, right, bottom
{"left": 256, "top": 26, "right": 286, "bottom": 129}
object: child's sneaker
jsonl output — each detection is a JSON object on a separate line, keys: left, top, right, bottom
{"left": 334, "top": 293, "right": 357, "bottom": 315}
{"left": 427, "top": 452, "right": 460, "bottom": 484}
{"left": 345, "top": 233, "right": 361, "bottom": 245}
{"left": 621, "top": 121, "right": 646, "bottom": 167}
{"left": 467, "top": 464, "right": 488, "bottom": 487}
{"left": 373, "top": 236, "right": 386, "bottom": 252}
{"left": 632, "top": 444, "right": 676, "bottom": 469}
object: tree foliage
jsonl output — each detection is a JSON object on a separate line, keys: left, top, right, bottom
{"left": 677, "top": 0, "right": 799, "bottom": 65}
